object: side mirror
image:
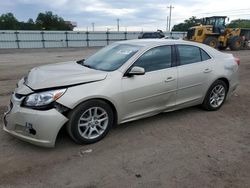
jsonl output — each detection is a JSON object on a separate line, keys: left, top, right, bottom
{"left": 127, "top": 66, "right": 145, "bottom": 76}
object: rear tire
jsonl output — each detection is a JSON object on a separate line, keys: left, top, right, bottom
{"left": 229, "top": 36, "right": 242, "bottom": 51}
{"left": 66, "top": 100, "right": 114, "bottom": 144}
{"left": 202, "top": 80, "right": 228, "bottom": 111}
{"left": 203, "top": 36, "right": 219, "bottom": 48}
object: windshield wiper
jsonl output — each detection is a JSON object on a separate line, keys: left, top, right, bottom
{"left": 83, "top": 64, "right": 93, "bottom": 69}
{"left": 76, "top": 59, "right": 85, "bottom": 65}
{"left": 76, "top": 59, "right": 94, "bottom": 69}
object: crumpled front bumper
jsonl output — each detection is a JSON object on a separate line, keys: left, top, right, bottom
{"left": 3, "top": 94, "right": 68, "bottom": 147}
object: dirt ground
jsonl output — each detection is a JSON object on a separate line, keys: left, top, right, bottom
{"left": 0, "top": 47, "right": 250, "bottom": 188}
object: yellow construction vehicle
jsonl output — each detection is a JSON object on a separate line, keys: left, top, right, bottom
{"left": 186, "top": 16, "right": 250, "bottom": 50}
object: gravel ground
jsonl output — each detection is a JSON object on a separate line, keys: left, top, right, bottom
{"left": 0, "top": 48, "right": 249, "bottom": 188}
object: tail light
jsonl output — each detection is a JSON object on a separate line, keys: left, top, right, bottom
{"left": 234, "top": 57, "right": 240, "bottom": 65}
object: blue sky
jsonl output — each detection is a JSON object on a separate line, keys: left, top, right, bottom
{"left": 0, "top": 0, "right": 250, "bottom": 31}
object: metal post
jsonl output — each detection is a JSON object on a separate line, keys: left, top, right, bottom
{"left": 15, "top": 31, "right": 19, "bottom": 49}
{"left": 106, "top": 31, "right": 109, "bottom": 45}
{"left": 125, "top": 31, "right": 127, "bottom": 40}
{"left": 86, "top": 31, "right": 89, "bottom": 47}
{"left": 41, "top": 31, "right": 45, "bottom": 48}
{"left": 65, "top": 31, "right": 69, "bottom": 48}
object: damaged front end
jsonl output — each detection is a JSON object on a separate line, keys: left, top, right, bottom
{"left": 3, "top": 77, "right": 70, "bottom": 147}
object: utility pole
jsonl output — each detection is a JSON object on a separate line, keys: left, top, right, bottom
{"left": 91, "top": 22, "right": 95, "bottom": 32}
{"left": 117, "top": 18, "right": 120, "bottom": 32}
{"left": 166, "top": 16, "right": 169, "bottom": 31}
{"left": 167, "top": 5, "right": 174, "bottom": 31}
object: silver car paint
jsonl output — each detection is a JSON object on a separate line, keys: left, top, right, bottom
{"left": 26, "top": 61, "right": 108, "bottom": 90}
{"left": 4, "top": 92, "right": 68, "bottom": 147}
{"left": 3, "top": 39, "right": 239, "bottom": 147}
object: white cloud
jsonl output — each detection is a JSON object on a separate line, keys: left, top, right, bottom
{"left": 0, "top": 0, "right": 250, "bottom": 31}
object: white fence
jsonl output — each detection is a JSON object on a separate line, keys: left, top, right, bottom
{"left": 0, "top": 30, "right": 187, "bottom": 49}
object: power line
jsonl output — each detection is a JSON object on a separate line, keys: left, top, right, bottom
{"left": 91, "top": 22, "right": 95, "bottom": 32}
{"left": 170, "top": 12, "right": 250, "bottom": 21}
{"left": 199, "top": 8, "right": 250, "bottom": 15}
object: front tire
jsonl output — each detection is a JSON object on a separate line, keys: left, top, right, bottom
{"left": 67, "top": 100, "right": 114, "bottom": 144}
{"left": 202, "top": 80, "right": 228, "bottom": 111}
{"left": 203, "top": 36, "right": 219, "bottom": 49}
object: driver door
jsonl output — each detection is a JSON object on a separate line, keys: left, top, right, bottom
{"left": 121, "top": 45, "right": 177, "bottom": 122}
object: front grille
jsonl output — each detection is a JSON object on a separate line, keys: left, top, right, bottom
{"left": 187, "top": 28, "right": 195, "bottom": 39}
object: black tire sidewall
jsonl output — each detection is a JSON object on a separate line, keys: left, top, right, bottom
{"left": 203, "top": 80, "right": 228, "bottom": 111}
{"left": 204, "top": 37, "right": 219, "bottom": 48}
{"left": 229, "top": 36, "right": 242, "bottom": 51}
{"left": 67, "top": 100, "right": 114, "bottom": 144}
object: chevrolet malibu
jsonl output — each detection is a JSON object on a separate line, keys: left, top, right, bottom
{"left": 3, "top": 39, "right": 239, "bottom": 147}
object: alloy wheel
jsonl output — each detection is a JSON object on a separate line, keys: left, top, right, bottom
{"left": 77, "top": 107, "right": 109, "bottom": 139}
{"left": 209, "top": 85, "right": 226, "bottom": 108}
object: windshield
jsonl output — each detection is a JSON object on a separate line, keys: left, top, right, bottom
{"left": 83, "top": 43, "right": 141, "bottom": 71}
{"left": 205, "top": 17, "right": 225, "bottom": 26}
{"left": 216, "top": 18, "right": 225, "bottom": 26}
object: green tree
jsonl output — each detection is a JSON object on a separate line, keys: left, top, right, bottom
{"left": 0, "top": 11, "right": 73, "bottom": 30}
{"left": 0, "top": 13, "right": 19, "bottom": 30}
{"left": 35, "top": 11, "right": 71, "bottom": 30}
{"left": 172, "top": 16, "right": 201, "bottom": 31}
{"left": 227, "top": 19, "right": 250, "bottom": 28}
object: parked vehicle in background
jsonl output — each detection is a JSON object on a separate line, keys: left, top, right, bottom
{"left": 3, "top": 39, "right": 239, "bottom": 147}
{"left": 186, "top": 16, "right": 250, "bottom": 50}
{"left": 138, "top": 30, "right": 165, "bottom": 39}
{"left": 164, "top": 36, "right": 181, "bottom": 40}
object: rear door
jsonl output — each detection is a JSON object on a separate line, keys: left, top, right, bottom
{"left": 176, "top": 45, "right": 212, "bottom": 107}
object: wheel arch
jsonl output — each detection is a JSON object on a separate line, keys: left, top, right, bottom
{"left": 203, "top": 77, "right": 230, "bottom": 102}
{"left": 201, "top": 77, "right": 230, "bottom": 111}
{"left": 217, "top": 77, "right": 230, "bottom": 91}
{"left": 71, "top": 97, "right": 118, "bottom": 125}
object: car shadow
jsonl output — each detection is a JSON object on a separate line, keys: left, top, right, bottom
{"left": 1, "top": 105, "right": 213, "bottom": 152}
{"left": 55, "top": 105, "right": 207, "bottom": 149}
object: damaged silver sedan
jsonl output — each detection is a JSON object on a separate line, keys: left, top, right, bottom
{"left": 3, "top": 39, "right": 239, "bottom": 147}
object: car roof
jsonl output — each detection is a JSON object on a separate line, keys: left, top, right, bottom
{"left": 116, "top": 39, "right": 221, "bottom": 56}
{"left": 116, "top": 39, "right": 203, "bottom": 47}
{"left": 117, "top": 39, "right": 175, "bottom": 46}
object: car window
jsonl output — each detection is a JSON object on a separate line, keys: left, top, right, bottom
{"left": 132, "top": 45, "right": 172, "bottom": 72}
{"left": 152, "top": 33, "right": 158, "bottom": 38}
{"left": 200, "top": 49, "right": 211, "bottom": 61}
{"left": 156, "top": 33, "right": 164, "bottom": 38}
{"left": 143, "top": 33, "right": 151, "bottom": 38}
{"left": 177, "top": 45, "right": 201, "bottom": 65}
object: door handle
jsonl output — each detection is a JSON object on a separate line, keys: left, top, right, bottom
{"left": 203, "top": 68, "right": 212, "bottom": 73}
{"left": 165, "top": 77, "right": 175, "bottom": 82}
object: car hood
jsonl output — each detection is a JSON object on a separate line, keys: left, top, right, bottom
{"left": 25, "top": 61, "right": 108, "bottom": 90}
